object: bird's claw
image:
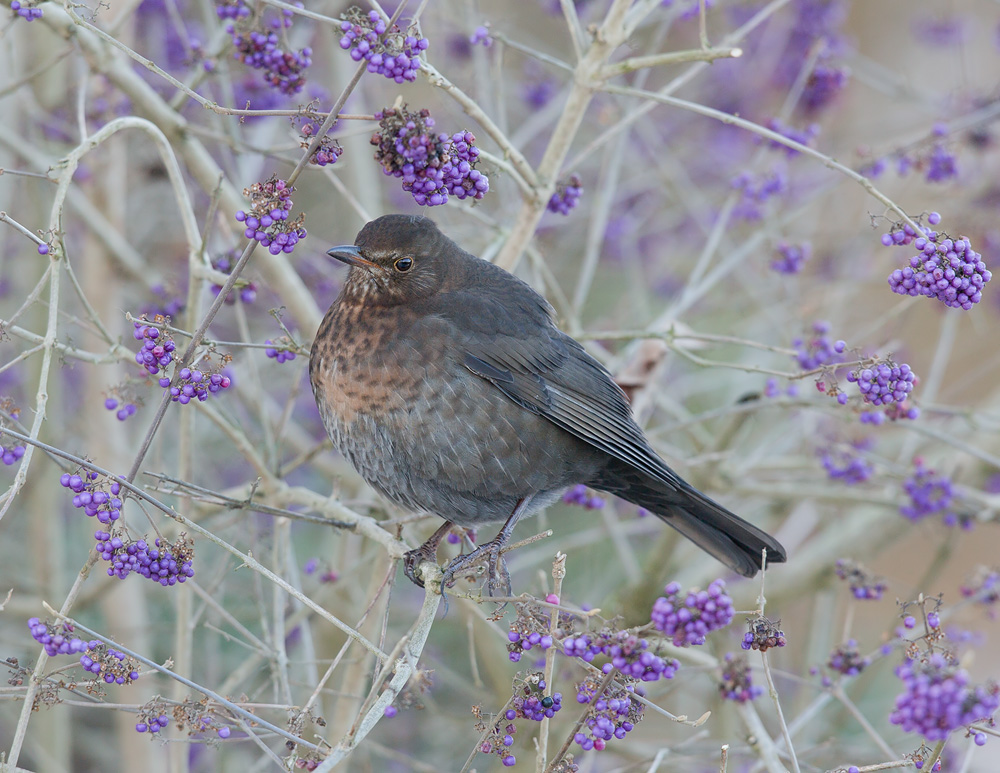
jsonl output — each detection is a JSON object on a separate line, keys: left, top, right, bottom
{"left": 402, "top": 544, "right": 439, "bottom": 588}
{"left": 441, "top": 542, "right": 511, "bottom": 598}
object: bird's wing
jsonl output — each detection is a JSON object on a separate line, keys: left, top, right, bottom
{"left": 437, "top": 292, "right": 682, "bottom": 489}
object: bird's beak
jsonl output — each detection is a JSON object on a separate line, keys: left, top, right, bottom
{"left": 326, "top": 245, "right": 379, "bottom": 270}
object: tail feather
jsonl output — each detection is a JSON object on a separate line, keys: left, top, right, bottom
{"left": 591, "top": 459, "right": 786, "bottom": 577}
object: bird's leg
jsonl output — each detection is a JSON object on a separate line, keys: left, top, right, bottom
{"left": 442, "top": 495, "right": 534, "bottom": 597}
{"left": 403, "top": 520, "right": 456, "bottom": 588}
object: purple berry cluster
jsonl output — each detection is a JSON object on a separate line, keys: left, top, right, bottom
{"left": 561, "top": 483, "right": 604, "bottom": 509}
{"left": 133, "top": 316, "right": 177, "bottom": 377}
{"left": 835, "top": 558, "right": 888, "bottom": 600}
{"left": 741, "top": 616, "right": 786, "bottom": 652}
{"left": 889, "top": 652, "right": 999, "bottom": 741}
{"left": 561, "top": 631, "right": 680, "bottom": 682}
{"left": 28, "top": 618, "right": 87, "bottom": 657}
{"left": 792, "top": 321, "right": 845, "bottom": 370}
{"left": 80, "top": 640, "right": 142, "bottom": 684}
{"left": 339, "top": 8, "right": 428, "bottom": 82}
{"left": 95, "top": 531, "right": 195, "bottom": 585}
{"left": 886, "top": 224, "right": 991, "bottom": 310}
{"left": 847, "top": 361, "right": 915, "bottom": 407}
{"left": 960, "top": 567, "right": 1000, "bottom": 609}
{"left": 470, "top": 25, "right": 492, "bottom": 47}
{"left": 802, "top": 64, "right": 849, "bottom": 114}
{"left": 28, "top": 619, "right": 140, "bottom": 684}
{"left": 547, "top": 174, "right": 583, "bottom": 215}
{"left": 168, "top": 367, "right": 232, "bottom": 405}
{"left": 211, "top": 251, "right": 257, "bottom": 303}
{"left": 104, "top": 397, "right": 137, "bottom": 422}
{"left": 371, "top": 108, "right": 489, "bottom": 206}
{"left": 819, "top": 438, "right": 874, "bottom": 484}
{"left": 265, "top": 339, "right": 297, "bottom": 364}
{"left": 719, "top": 653, "right": 763, "bottom": 703}
{"left": 923, "top": 140, "right": 958, "bottom": 183}
{"left": 731, "top": 168, "right": 787, "bottom": 220}
{"left": 298, "top": 120, "right": 344, "bottom": 167}
{"left": 1, "top": 442, "right": 25, "bottom": 466}
{"left": 482, "top": 673, "right": 561, "bottom": 767}
{"left": 826, "top": 639, "right": 870, "bottom": 677}
{"left": 215, "top": 0, "right": 249, "bottom": 20}
{"left": 771, "top": 241, "right": 811, "bottom": 274}
{"left": 136, "top": 714, "right": 171, "bottom": 735}
{"left": 236, "top": 176, "right": 307, "bottom": 255}
{"left": 901, "top": 458, "right": 969, "bottom": 528}
{"left": 506, "top": 625, "right": 553, "bottom": 664}
{"left": 573, "top": 675, "right": 644, "bottom": 752}
{"left": 61, "top": 470, "right": 123, "bottom": 524}
{"left": 227, "top": 5, "right": 311, "bottom": 95}
{"left": 10, "top": 1, "right": 42, "bottom": 20}
{"left": 650, "top": 579, "right": 736, "bottom": 647}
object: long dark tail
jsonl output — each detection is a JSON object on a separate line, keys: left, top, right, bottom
{"left": 590, "top": 459, "right": 786, "bottom": 577}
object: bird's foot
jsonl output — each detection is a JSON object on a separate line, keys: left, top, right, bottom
{"left": 402, "top": 521, "right": 455, "bottom": 588}
{"left": 441, "top": 539, "right": 512, "bottom": 598}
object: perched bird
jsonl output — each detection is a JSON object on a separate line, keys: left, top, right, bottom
{"left": 309, "top": 215, "right": 786, "bottom": 595}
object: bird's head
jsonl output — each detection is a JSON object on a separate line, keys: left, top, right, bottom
{"left": 327, "top": 215, "right": 450, "bottom": 306}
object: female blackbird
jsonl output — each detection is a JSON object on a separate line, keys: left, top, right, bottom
{"left": 309, "top": 214, "right": 786, "bottom": 595}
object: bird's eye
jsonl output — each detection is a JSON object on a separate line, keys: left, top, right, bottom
{"left": 393, "top": 257, "right": 414, "bottom": 273}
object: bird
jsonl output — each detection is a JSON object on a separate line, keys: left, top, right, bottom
{"left": 309, "top": 214, "right": 786, "bottom": 596}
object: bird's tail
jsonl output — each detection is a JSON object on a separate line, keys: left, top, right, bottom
{"left": 590, "top": 459, "right": 786, "bottom": 578}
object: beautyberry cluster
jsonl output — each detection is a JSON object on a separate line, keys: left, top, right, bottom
{"left": 80, "top": 641, "right": 142, "bottom": 684}
{"left": 10, "top": 1, "right": 42, "bottom": 20}
{"left": 95, "top": 531, "right": 195, "bottom": 585}
{"left": 835, "top": 558, "right": 888, "bottom": 600}
{"left": 547, "top": 174, "right": 583, "bottom": 215}
{"left": 562, "top": 630, "right": 680, "bottom": 682}
{"left": 28, "top": 619, "right": 140, "bottom": 684}
{"left": 573, "top": 676, "right": 644, "bottom": 751}
{"left": 719, "top": 653, "right": 763, "bottom": 703}
{"left": 561, "top": 483, "right": 604, "bottom": 509}
{"left": 847, "top": 361, "right": 915, "bottom": 407}
{"left": 901, "top": 458, "right": 969, "bottom": 528}
{"left": 265, "top": 339, "right": 297, "bottom": 364}
{"left": 890, "top": 652, "right": 999, "bottom": 741}
{"left": 650, "top": 579, "right": 735, "bottom": 646}
{"left": 884, "top": 216, "right": 991, "bottom": 309}
{"left": 371, "top": 107, "right": 489, "bottom": 206}
{"left": 470, "top": 25, "right": 492, "bottom": 47}
{"left": 298, "top": 119, "right": 343, "bottom": 167}
{"left": 215, "top": 0, "right": 250, "bottom": 20}
{"left": 960, "top": 566, "right": 1000, "bottom": 610}
{"left": 477, "top": 674, "right": 563, "bottom": 768}
{"left": 136, "top": 697, "right": 233, "bottom": 738}
{"left": 134, "top": 316, "right": 233, "bottom": 405}
{"left": 61, "top": 470, "right": 123, "bottom": 524}
{"left": 1, "top": 443, "right": 25, "bottom": 466}
{"left": 339, "top": 7, "right": 428, "bottom": 82}
{"left": 28, "top": 618, "right": 87, "bottom": 657}
{"left": 792, "top": 321, "right": 844, "bottom": 370}
{"left": 826, "top": 639, "right": 870, "bottom": 677}
{"left": 771, "top": 241, "right": 811, "bottom": 274}
{"left": 133, "top": 316, "right": 177, "bottom": 377}
{"left": 732, "top": 168, "right": 786, "bottom": 220}
{"left": 236, "top": 176, "right": 307, "bottom": 254}
{"left": 741, "top": 616, "right": 786, "bottom": 652}
{"left": 104, "top": 397, "right": 138, "bottom": 422}
{"left": 820, "top": 439, "right": 874, "bottom": 484}
{"left": 506, "top": 627, "right": 553, "bottom": 664}
{"left": 225, "top": 3, "right": 311, "bottom": 95}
